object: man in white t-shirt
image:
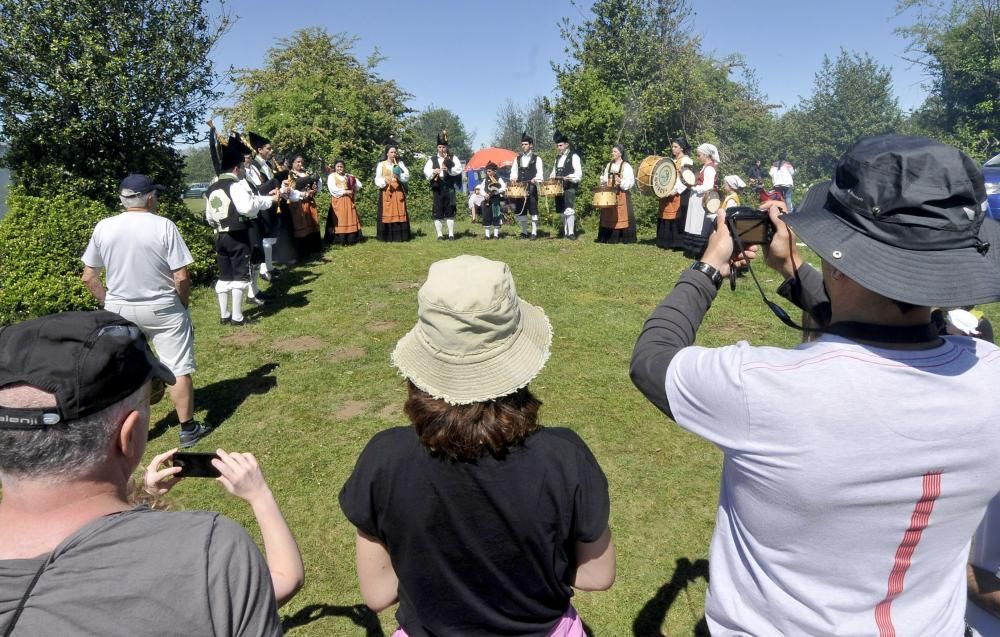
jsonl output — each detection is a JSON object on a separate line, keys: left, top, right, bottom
{"left": 82, "top": 174, "right": 209, "bottom": 448}
{"left": 769, "top": 155, "right": 795, "bottom": 210}
{"left": 631, "top": 136, "right": 1000, "bottom": 636}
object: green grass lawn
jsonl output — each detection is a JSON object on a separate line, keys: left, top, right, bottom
{"left": 146, "top": 213, "right": 999, "bottom": 636}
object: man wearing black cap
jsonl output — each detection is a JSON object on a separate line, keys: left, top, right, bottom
{"left": 550, "top": 131, "right": 582, "bottom": 239}
{"left": 0, "top": 312, "right": 281, "bottom": 636}
{"left": 82, "top": 174, "right": 209, "bottom": 448}
{"left": 422, "top": 130, "right": 464, "bottom": 240}
{"left": 206, "top": 134, "right": 279, "bottom": 328}
{"left": 630, "top": 136, "right": 1000, "bottom": 635}
{"left": 509, "top": 132, "right": 543, "bottom": 239}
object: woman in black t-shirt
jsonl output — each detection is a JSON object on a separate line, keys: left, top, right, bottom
{"left": 340, "top": 255, "right": 615, "bottom": 637}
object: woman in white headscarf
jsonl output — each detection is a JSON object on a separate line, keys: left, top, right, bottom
{"left": 720, "top": 174, "right": 746, "bottom": 211}
{"left": 682, "top": 143, "right": 720, "bottom": 259}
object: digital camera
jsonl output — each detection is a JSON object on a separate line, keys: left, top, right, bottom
{"left": 725, "top": 206, "right": 776, "bottom": 247}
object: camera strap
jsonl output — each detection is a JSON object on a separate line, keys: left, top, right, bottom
{"left": 2, "top": 554, "right": 52, "bottom": 637}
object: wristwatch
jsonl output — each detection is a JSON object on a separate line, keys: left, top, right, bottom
{"left": 690, "top": 261, "right": 723, "bottom": 289}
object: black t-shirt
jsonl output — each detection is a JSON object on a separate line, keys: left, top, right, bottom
{"left": 339, "top": 426, "right": 610, "bottom": 637}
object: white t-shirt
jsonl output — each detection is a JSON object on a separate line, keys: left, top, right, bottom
{"left": 665, "top": 334, "right": 1000, "bottom": 636}
{"left": 82, "top": 211, "right": 194, "bottom": 304}
{"left": 968, "top": 495, "right": 1000, "bottom": 636}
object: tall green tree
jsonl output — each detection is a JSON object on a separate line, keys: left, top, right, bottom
{"left": 0, "top": 0, "right": 229, "bottom": 202}
{"left": 897, "top": 0, "right": 1000, "bottom": 160}
{"left": 492, "top": 97, "right": 554, "bottom": 150}
{"left": 182, "top": 146, "right": 215, "bottom": 184}
{"left": 225, "top": 28, "right": 412, "bottom": 175}
{"left": 407, "top": 107, "right": 473, "bottom": 159}
{"left": 778, "top": 50, "right": 903, "bottom": 184}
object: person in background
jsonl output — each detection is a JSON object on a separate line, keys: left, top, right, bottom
{"left": 467, "top": 184, "right": 485, "bottom": 223}
{"left": 245, "top": 132, "right": 282, "bottom": 280}
{"left": 145, "top": 448, "right": 305, "bottom": 608}
{"left": 681, "top": 142, "right": 720, "bottom": 259}
{"left": 509, "top": 132, "right": 544, "bottom": 240}
{"left": 327, "top": 159, "right": 363, "bottom": 246}
{"left": 551, "top": 131, "right": 583, "bottom": 240}
{"left": 423, "top": 131, "right": 464, "bottom": 241}
{"left": 720, "top": 175, "right": 745, "bottom": 210}
{"left": 481, "top": 161, "right": 507, "bottom": 240}
{"left": 769, "top": 153, "right": 795, "bottom": 210}
{"left": 340, "top": 255, "right": 615, "bottom": 636}
{"left": 82, "top": 174, "right": 208, "bottom": 448}
{"left": 286, "top": 155, "right": 323, "bottom": 258}
{"left": 656, "top": 137, "right": 694, "bottom": 251}
{"left": 373, "top": 143, "right": 412, "bottom": 243}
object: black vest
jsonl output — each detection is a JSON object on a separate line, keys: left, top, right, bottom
{"left": 555, "top": 152, "right": 579, "bottom": 186}
{"left": 432, "top": 155, "right": 462, "bottom": 190}
{"left": 518, "top": 153, "right": 537, "bottom": 181}
{"left": 205, "top": 175, "right": 249, "bottom": 232}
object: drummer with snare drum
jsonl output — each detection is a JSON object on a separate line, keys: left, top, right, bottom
{"left": 509, "top": 132, "right": 544, "bottom": 240}
{"left": 550, "top": 131, "right": 583, "bottom": 240}
{"left": 596, "top": 144, "right": 637, "bottom": 244}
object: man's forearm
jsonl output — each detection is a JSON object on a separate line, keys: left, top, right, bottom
{"left": 969, "top": 563, "right": 1000, "bottom": 619}
{"left": 630, "top": 270, "right": 717, "bottom": 418}
{"left": 173, "top": 269, "right": 191, "bottom": 307}
{"left": 81, "top": 268, "right": 106, "bottom": 304}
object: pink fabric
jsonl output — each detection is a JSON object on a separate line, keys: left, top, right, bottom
{"left": 391, "top": 605, "right": 583, "bottom": 637}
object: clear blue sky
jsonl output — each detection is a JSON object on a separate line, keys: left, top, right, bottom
{"left": 205, "top": 0, "right": 929, "bottom": 149}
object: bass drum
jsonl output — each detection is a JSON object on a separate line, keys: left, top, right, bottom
{"left": 637, "top": 156, "right": 677, "bottom": 198}
{"left": 592, "top": 186, "right": 617, "bottom": 208}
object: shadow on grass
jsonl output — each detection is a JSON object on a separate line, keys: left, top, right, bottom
{"left": 632, "top": 557, "right": 710, "bottom": 637}
{"left": 281, "top": 603, "right": 384, "bottom": 636}
{"left": 148, "top": 363, "right": 279, "bottom": 442}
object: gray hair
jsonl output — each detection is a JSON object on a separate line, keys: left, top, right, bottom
{"left": 0, "top": 383, "right": 149, "bottom": 481}
{"left": 119, "top": 192, "right": 153, "bottom": 209}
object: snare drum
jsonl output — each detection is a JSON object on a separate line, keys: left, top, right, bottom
{"left": 540, "top": 178, "right": 564, "bottom": 197}
{"left": 702, "top": 189, "right": 721, "bottom": 214}
{"left": 506, "top": 181, "right": 529, "bottom": 199}
{"left": 592, "top": 186, "right": 617, "bottom": 208}
{"left": 637, "top": 155, "right": 677, "bottom": 198}
{"left": 680, "top": 168, "right": 697, "bottom": 187}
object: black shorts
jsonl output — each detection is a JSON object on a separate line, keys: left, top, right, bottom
{"left": 432, "top": 188, "right": 456, "bottom": 220}
{"left": 215, "top": 230, "right": 251, "bottom": 282}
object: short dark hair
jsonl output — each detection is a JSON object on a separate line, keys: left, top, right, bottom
{"left": 404, "top": 381, "right": 541, "bottom": 461}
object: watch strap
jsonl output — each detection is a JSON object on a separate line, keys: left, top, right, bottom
{"left": 690, "top": 261, "right": 723, "bottom": 289}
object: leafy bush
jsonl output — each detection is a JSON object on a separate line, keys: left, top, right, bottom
{"left": 158, "top": 199, "right": 216, "bottom": 285}
{"left": 0, "top": 189, "right": 216, "bottom": 325}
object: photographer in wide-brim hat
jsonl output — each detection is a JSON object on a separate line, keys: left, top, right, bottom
{"left": 339, "top": 255, "right": 615, "bottom": 637}
{"left": 630, "top": 135, "right": 1000, "bottom": 636}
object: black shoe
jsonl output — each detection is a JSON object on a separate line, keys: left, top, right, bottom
{"left": 518, "top": 233, "right": 530, "bottom": 240}
{"left": 437, "top": 236, "right": 446, "bottom": 241}
{"left": 569, "top": 234, "right": 577, "bottom": 241}
{"left": 179, "top": 422, "right": 213, "bottom": 448}
{"left": 449, "top": 235, "right": 457, "bottom": 241}
{"left": 529, "top": 234, "right": 538, "bottom": 241}
{"left": 483, "top": 235, "right": 491, "bottom": 240}
{"left": 220, "top": 316, "right": 232, "bottom": 325}
{"left": 231, "top": 316, "right": 253, "bottom": 327}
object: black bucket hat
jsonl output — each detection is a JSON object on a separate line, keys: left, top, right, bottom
{"left": 784, "top": 135, "right": 1000, "bottom": 307}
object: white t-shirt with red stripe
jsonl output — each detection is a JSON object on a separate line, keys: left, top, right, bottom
{"left": 666, "top": 334, "right": 1000, "bottom": 636}
{"left": 968, "top": 494, "right": 1000, "bottom": 636}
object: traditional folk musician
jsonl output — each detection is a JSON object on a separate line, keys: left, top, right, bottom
{"left": 596, "top": 144, "right": 637, "bottom": 244}
{"left": 325, "top": 159, "right": 363, "bottom": 246}
{"left": 550, "top": 131, "right": 582, "bottom": 240}
{"left": 509, "top": 132, "right": 544, "bottom": 240}
{"left": 682, "top": 142, "right": 720, "bottom": 259}
{"left": 481, "top": 161, "right": 506, "bottom": 240}
{"left": 656, "top": 137, "right": 694, "bottom": 251}
{"left": 204, "top": 134, "right": 278, "bottom": 326}
{"left": 374, "top": 143, "right": 411, "bottom": 242}
{"left": 422, "top": 130, "right": 464, "bottom": 241}
{"left": 245, "top": 132, "right": 281, "bottom": 281}
{"left": 286, "top": 155, "right": 322, "bottom": 257}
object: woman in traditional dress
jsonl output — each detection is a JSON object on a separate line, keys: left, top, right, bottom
{"left": 596, "top": 145, "right": 637, "bottom": 244}
{"left": 655, "top": 137, "right": 694, "bottom": 250}
{"left": 374, "top": 144, "right": 411, "bottom": 242}
{"left": 286, "top": 155, "right": 323, "bottom": 258}
{"left": 682, "top": 143, "right": 720, "bottom": 259}
{"left": 720, "top": 174, "right": 745, "bottom": 211}
{"left": 326, "top": 159, "right": 363, "bottom": 246}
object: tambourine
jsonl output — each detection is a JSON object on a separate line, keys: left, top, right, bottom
{"left": 702, "top": 189, "right": 721, "bottom": 214}
{"left": 680, "top": 168, "right": 697, "bottom": 187}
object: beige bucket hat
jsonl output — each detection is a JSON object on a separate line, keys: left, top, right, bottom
{"left": 391, "top": 255, "right": 552, "bottom": 405}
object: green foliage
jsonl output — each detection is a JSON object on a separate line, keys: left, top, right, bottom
{"left": 0, "top": 189, "right": 106, "bottom": 323}
{"left": 0, "top": 0, "right": 229, "bottom": 202}
{"left": 491, "top": 97, "right": 554, "bottom": 151}
{"left": 158, "top": 200, "right": 216, "bottom": 285}
{"left": 225, "top": 28, "right": 413, "bottom": 177}
{"left": 897, "top": 0, "right": 1000, "bottom": 161}
{"left": 407, "top": 107, "right": 474, "bottom": 159}
{"left": 551, "top": 0, "right": 774, "bottom": 183}
{"left": 777, "top": 50, "right": 903, "bottom": 186}
{"left": 182, "top": 146, "right": 216, "bottom": 184}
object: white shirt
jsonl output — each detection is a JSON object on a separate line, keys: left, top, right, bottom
{"left": 692, "top": 165, "right": 717, "bottom": 194}
{"left": 510, "top": 153, "right": 543, "bottom": 183}
{"left": 229, "top": 178, "right": 272, "bottom": 217}
{"left": 82, "top": 211, "right": 193, "bottom": 304}
{"left": 374, "top": 160, "right": 410, "bottom": 189}
{"left": 770, "top": 161, "right": 795, "bottom": 187}
{"left": 549, "top": 152, "right": 582, "bottom": 183}
{"left": 245, "top": 156, "right": 273, "bottom": 188}
{"left": 327, "top": 172, "right": 362, "bottom": 198}
{"left": 665, "top": 334, "right": 1000, "bottom": 636}
{"left": 600, "top": 160, "right": 634, "bottom": 190}
{"left": 672, "top": 155, "right": 694, "bottom": 194}
{"left": 422, "top": 154, "right": 463, "bottom": 180}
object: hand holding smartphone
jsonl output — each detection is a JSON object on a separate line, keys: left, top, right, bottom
{"left": 171, "top": 451, "right": 222, "bottom": 478}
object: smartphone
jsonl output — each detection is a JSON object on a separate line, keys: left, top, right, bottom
{"left": 171, "top": 451, "right": 221, "bottom": 478}
{"left": 726, "top": 207, "right": 776, "bottom": 246}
